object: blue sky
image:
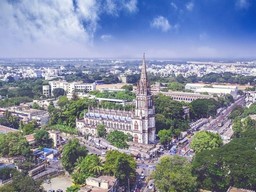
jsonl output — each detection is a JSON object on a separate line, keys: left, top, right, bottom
{"left": 0, "top": 0, "right": 256, "bottom": 58}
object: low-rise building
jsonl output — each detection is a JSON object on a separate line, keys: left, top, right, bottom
{"left": 81, "top": 176, "right": 118, "bottom": 192}
{"left": 0, "top": 125, "right": 18, "bottom": 134}
{"left": 0, "top": 106, "right": 49, "bottom": 126}
{"left": 185, "top": 83, "right": 238, "bottom": 98}
{"left": 49, "top": 80, "right": 96, "bottom": 96}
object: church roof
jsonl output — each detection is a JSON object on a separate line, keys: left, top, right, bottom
{"left": 85, "top": 112, "right": 132, "bottom": 123}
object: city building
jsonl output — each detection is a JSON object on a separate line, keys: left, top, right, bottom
{"left": 0, "top": 106, "right": 50, "bottom": 126}
{"left": 185, "top": 83, "right": 238, "bottom": 98}
{"left": 76, "top": 55, "right": 156, "bottom": 144}
{"left": 152, "top": 90, "right": 214, "bottom": 102}
{"left": 42, "top": 85, "right": 50, "bottom": 97}
{"left": 82, "top": 176, "right": 118, "bottom": 192}
{"left": 0, "top": 125, "right": 19, "bottom": 134}
{"left": 48, "top": 80, "right": 96, "bottom": 97}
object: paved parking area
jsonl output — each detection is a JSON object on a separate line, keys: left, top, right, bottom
{"left": 42, "top": 175, "right": 72, "bottom": 191}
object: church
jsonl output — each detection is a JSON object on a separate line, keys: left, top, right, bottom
{"left": 76, "top": 55, "right": 156, "bottom": 144}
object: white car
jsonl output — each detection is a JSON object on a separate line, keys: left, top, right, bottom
{"left": 148, "top": 183, "right": 154, "bottom": 189}
{"left": 140, "top": 174, "right": 145, "bottom": 179}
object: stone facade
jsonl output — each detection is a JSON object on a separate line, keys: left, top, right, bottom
{"left": 76, "top": 54, "right": 156, "bottom": 144}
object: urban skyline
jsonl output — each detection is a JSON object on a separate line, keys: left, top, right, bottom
{"left": 0, "top": 0, "right": 256, "bottom": 58}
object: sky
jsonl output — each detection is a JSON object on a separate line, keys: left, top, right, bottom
{"left": 0, "top": 0, "right": 256, "bottom": 59}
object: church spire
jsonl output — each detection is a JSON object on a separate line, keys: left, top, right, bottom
{"left": 140, "top": 53, "right": 147, "bottom": 82}
{"left": 137, "top": 53, "right": 150, "bottom": 95}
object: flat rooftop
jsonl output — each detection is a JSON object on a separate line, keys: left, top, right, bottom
{"left": 0, "top": 125, "right": 18, "bottom": 134}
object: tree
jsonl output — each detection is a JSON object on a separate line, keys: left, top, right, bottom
{"left": 97, "top": 124, "right": 107, "bottom": 138}
{"left": 232, "top": 117, "right": 256, "bottom": 137}
{"left": 153, "top": 156, "right": 197, "bottom": 192}
{"left": 158, "top": 129, "right": 172, "bottom": 145}
{"left": 57, "top": 95, "right": 69, "bottom": 108}
{"left": 192, "top": 130, "right": 256, "bottom": 191}
{"left": 20, "top": 121, "right": 38, "bottom": 135}
{"left": 32, "top": 102, "right": 41, "bottom": 109}
{"left": 106, "top": 130, "right": 129, "bottom": 149}
{"left": 190, "top": 99, "right": 220, "bottom": 119}
{"left": 104, "top": 150, "right": 136, "bottom": 190}
{"left": 53, "top": 88, "right": 65, "bottom": 98}
{"left": 168, "top": 82, "right": 184, "bottom": 91}
{"left": 34, "top": 129, "right": 53, "bottom": 148}
{"left": 66, "top": 185, "right": 80, "bottom": 192}
{"left": 72, "top": 154, "right": 103, "bottom": 184}
{"left": 0, "top": 171, "right": 44, "bottom": 192}
{"left": 0, "top": 110, "right": 20, "bottom": 129}
{"left": 0, "top": 132, "right": 31, "bottom": 157}
{"left": 61, "top": 139, "right": 88, "bottom": 173}
{"left": 121, "top": 84, "right": 133, "bottom": 91}
{"left": 190, "top": 131, "right": 223, "bottom": 153}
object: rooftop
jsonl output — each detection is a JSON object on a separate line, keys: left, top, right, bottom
{"left": 0, "top": 125, "right": 18, "bottom": 134}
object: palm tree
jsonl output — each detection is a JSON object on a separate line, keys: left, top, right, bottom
{"left": 90, "top": 164, "right": 104, "bottom": 176}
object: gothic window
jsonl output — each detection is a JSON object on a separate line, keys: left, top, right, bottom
{"left": 134, "top": 134, "right": 138, "bottom": 143}
{"left": 134, "top": 121, "right": 138, "bottom": 131}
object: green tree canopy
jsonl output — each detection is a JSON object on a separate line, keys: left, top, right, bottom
{"left": 34, "top": 129, "right": 53, "bottom": 148}
{"left": 104, "top": 150, "right": 136, "bottom": 189}
{"left": 20, "top": 121, "right": 38, "bottom": 135}
{"left": 190, "top": 98, "right": 220, "bottom": 119}
{"left": 153, "top": 156, "right": 197, "bottom": 192}
{"left": 190, "top": 131, "right": 223, "bottom": 153}
{"left": 61, "top": 139, "right": 88, "bottom": 173}
{"left": 57, "top": 95, "right": 69, "bottom": 108}
{"left": 0, "top": 171, "right": 43, "bottom": 192}
{"left": 72, "top": 154, "right": 103, "bottom": 184}
{"left": 106, "top": 130, "right": 129, "bottom": 149}
{"left": 97, "top": 124, "right": 107, "bottom": 138}
{"left": 158, "top": 129, "right": 172, "bottom": 145}
{"left": 192, "top": 130, "right": 256, "bottom": 191}
{"left": 53, "top": 88, "right": 65, "bottom": 98}
{"left": 0, "top": 132, "right": 31, "bottom": 157}
{"left": 168, "top": 82, "right": 185, "bottom": 91}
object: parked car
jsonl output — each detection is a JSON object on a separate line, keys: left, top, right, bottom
{"left": 148, "top": 183, "right": 154, "bottom": 189}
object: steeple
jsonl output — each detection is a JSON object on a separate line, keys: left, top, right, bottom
{"left": 140, "top": 53, "right": 147, "bottom": 82}
{"left": 137, "top": 53, "right": 150, "bottom": 95}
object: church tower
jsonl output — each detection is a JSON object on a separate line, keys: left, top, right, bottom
{"left": 132, "top": 54, "right": 156, "bottom": 144}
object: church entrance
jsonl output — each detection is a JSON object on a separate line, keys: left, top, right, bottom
{"left": 134, "top": 134, "right": 138, "bottom": 143}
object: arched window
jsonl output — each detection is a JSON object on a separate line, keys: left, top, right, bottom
{"left": 134, "top": 134, "right": 138, "bottom": 143}
{"left": 134, "top": 121, "right": 138, "bottom": 130}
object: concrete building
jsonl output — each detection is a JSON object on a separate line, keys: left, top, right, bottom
{"left": 83, "top": 176, "right": 118, "bottom": 192}
{"left": 0, "top": 125, "right": 18, "bottom": 134}
{"left": 48, "top": 130, "right": 64, "bottom": 147}
{"left": 49, "top": 80, "right": 96, "bottom": 96}
{"left": 42, "top": 85, "right": 50, "bottom": 97}
{"left": 152, "top": 90, "right": 213, "bottom": 102}
{"left": 185, "top": 83, "right": 238, "bottom": 98}
{"left": 0, "top": 106, "right": 49, "bottom": 126}
{"left": 76, "top": 55, "right": 156, "bottom": 144}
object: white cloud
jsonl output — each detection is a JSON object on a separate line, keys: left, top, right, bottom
{"left": 151, "top": 16, "right": 171, "bottom": 32}
{"left": 236, "top": 0, "right": 250, "bottom": 9}
{"left": 125, "top": 0, "right": 138, "bottom": 13}
{"left": 170, "top": 2, "right": 178, "bottom": 10}
{"left": 0, "top": 0, "right": 138, "bottom": 57}
{"left": 104, "top": 0, "right": 137, "bottom": 16}
{"left": 101, "top": 34, "right": 113, "bottom": 42}
{"left": 186, "top": 2, "right": 194, "bottom": 11}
